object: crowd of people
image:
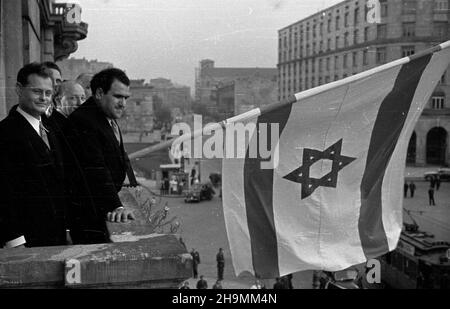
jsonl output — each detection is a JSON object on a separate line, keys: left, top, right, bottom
{"left": 0, "top": 62, "right": 138, "bottom": 248}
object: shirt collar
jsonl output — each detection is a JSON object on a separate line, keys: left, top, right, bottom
{"left": 16, "top": 106, "right": 41, "bottom": 135}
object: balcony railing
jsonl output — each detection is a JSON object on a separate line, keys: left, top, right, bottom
{"left": 0, "top": 186, "right": 192, "bottom": 288}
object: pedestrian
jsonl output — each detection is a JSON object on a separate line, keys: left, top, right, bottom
{"left": 191, "top": 248, "right": 200, "bottom": 279}
{"left": 179, "top": 281, "right": 190, "bottom": 289}
{"left": 404, "top": 182, "right": 409, "bottom": 198}
{"left": 164, "top": 177, "right": 170, "bottom": 195}
{"left": 409, "top": 181, "right": 416, "bottom": 198}
{"left": 436, "top": 175, "right": 441, "bottom": 191}
{"left": 273, "top": 277, "right": 286, "bottom": 289}
{"left": 196, "top": 275, "right": 208, "bottom": 289}
{"left": 216, "top": 248, "right": 225, "bottom": 280}
{"left": 212, "top": 280, "right": 223, "bottom": 289}
{"left": 430, "top": 176, "right": 436, "bottom": 189}
{"left": 428, "top": 187, "right": 435, "bottom": 206}
{"left": 286, "top": 273, "right": 294, "bottom": 289}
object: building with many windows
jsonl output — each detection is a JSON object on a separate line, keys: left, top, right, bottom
{"left": 278, "top": 0, "right": 450, "bottom": 166}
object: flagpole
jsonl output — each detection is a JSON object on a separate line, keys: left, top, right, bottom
{"left": 129, "top": 40, "right": 450, "bottom": 160}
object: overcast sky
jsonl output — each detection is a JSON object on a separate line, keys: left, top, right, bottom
{"left": 62, "top": 0, "right": 342, "bottom": 90}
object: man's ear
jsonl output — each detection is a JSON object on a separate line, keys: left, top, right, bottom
{"left": 15, "top": 83, "right": 23, "bottom": 97}
{"left": 54, "top": 95, "right": 62, "bottom": 108}
{"left": 95, "top": 88, "right": 104, "bottom": 100}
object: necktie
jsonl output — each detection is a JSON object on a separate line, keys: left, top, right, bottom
{"left": 110, "top": 120, "right": 121, "bottom": 144}
{"left": 39, "top": 121, "right": 50, "bottom": 149}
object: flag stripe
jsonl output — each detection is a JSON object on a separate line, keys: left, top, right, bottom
{"left": 359, "top": 54, "right": 432, "bottom": 258}
{"left": 244, "top": 104, "right": 292, "bottom": 278}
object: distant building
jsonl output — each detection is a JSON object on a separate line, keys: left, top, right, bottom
{"left": 149, "top": 78, "right": 191, "bottom": 112}
{"left": 56, "top": 57, "right": 113, "bottom": 80}
{"left": 0, "top": 0, "right": 88, "bottom": 119}
{"left": 195, "top": 59, "right": 278, "bottom": 117}
{"left": 278, "top": 0, "right": 450, "bottom": 166}
{"left": 118, "top": 79, "right": 154, "bottom": 135}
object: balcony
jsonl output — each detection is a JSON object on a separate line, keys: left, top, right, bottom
{"left": 51, "top": 3, "right": 89, "bottom": 60}
{"left": 0, "top": 186, "right": 192, "bottom": 288}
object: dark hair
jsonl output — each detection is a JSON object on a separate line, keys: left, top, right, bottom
{"left": 42, "top": 61, "right": 62, "bottom": 74}
{"left": 17, "top": 62, "right": 52, "bottom": 86}
{"left": 90, "top": 68, "right": 130, "bottom": 96}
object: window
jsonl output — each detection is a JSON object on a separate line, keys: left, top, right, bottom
{"left": 334, "top": 74, "right": 339, "bottom": 81}
{"left": 325, "top": 76, "right": 330, "bottom": 83}
{"left": 327, "top": 19, "right": 331, "bottom": 32}
{"left": 380, "top": 0, "right": 388, "bottom": 17}
{"left": 403, "top": 0, "right": 417, "bottom": 14}
{"left": 320, "top": 23, "right": 324, "bottom": 36}
{"left": 319, "top": 41, "right": 323, "bottom": 52}
{"left": 377, "top": 24, "right": 387, "bottom": 39}
{"left": 344, "top": 32, "right": 350, "bottom": 47}
{"left": 364, "top": 27, "right": 369, "bottom": 42}
{"left": 327, "top": 38, "right": 331, "bottom": 50}
{"left": 354, "top": 7, "right": 360, "bottom": 24}
{"left": 344, "top": 12, "right": 349, "bottom": 27}
{"left": 403, "top": 22, "right": 415, "bottom": 37}
{"left": 363, "top": 49, "right": 369, "bottom": 65}
{"left": 313, "top": 24, "right": 317, "bottom": 38}
{"left": 335, "top": 55, "right": 339, "bottom": 69}
{"left": 434, "top": 0, "right": 449, "bottom": 11}
{"left": 313, "top": 42, "right": 316, "bottom": 54}
{"left": 402, "top": 46, "right": 415, "bottom": 57}
{"left": 433, "top": 22, "right": 448, "bottom": 37}
{"left": 431, "top": 96, "right": 445, "bottom": 109}
{"left": 336, "top": 15, "right": 340, "bottom": 30}
{"left": 319, "top": 59, "right": 323, "bottom": 72}
{"left": 376, "top": 47, "right": 387, "bottom": 63}
{"left": 335, "top": 35, "right": 340, "bottom": 49}
{"left": 326, "top": 57, "right": 330, "bottom": 70}
{"left": 343, "top": 54, "right": 348, "bottom": 68}
{"left": 354, "top": 29, "right": 359, "bottom": 45}
{"left": 352, "top": 52, "right": 358, "bottom": 67}
{"left": 318, "top": 77, "right": 322, "bottom": 85}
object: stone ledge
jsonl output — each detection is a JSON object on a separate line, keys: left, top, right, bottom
{"left": 0, "top": 187, "right": 192, "bottom": 288}
{"left": 0, "top": 235, "right": 191, "bottom": 288}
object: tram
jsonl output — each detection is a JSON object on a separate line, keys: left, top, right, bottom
{"left": 378, "top": 211, "right": 450, "bottom": 289}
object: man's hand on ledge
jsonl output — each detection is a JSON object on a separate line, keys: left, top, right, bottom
{"left": 107, "top": 207, "right": 136, "bottom": 223}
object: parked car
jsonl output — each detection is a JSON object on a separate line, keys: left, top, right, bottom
{"left": 184, "top": 183, "right": 215, "bottom": 203}
{"left": 424, "top": 168, "right": 450, "bottom": 181}
{"left": 318, "top": 269, "right": 361, "bottom": 289}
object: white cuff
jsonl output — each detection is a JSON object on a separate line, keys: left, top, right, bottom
{"left": 5, "top": 236, "right": 26, "bottom": 248}
{"left": 115, "top": 206, "right": 125, "bottom": 211}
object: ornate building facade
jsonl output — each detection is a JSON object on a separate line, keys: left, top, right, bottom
{"left": 278, "top": 0, "right": 450, "bottom": 166}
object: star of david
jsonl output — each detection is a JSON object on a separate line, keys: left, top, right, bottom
{"left": 283, "top": 139, "right": 356, "bottom": 199}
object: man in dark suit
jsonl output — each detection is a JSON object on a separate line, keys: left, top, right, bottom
{"left": 68, "top": 68, "right": 136, "bottom": 239}
{"left": 0, "top": 63, "right": 70, "bottom": 248}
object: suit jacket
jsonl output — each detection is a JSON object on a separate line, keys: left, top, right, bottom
{"left": 68, "top": 97, "right": 132, "bottom": 217}
{"left": 0, "top": 110, "right": 69, "bottom": 247}
{"left": 47, "top": 109, "right": 105, "bottom": 244}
